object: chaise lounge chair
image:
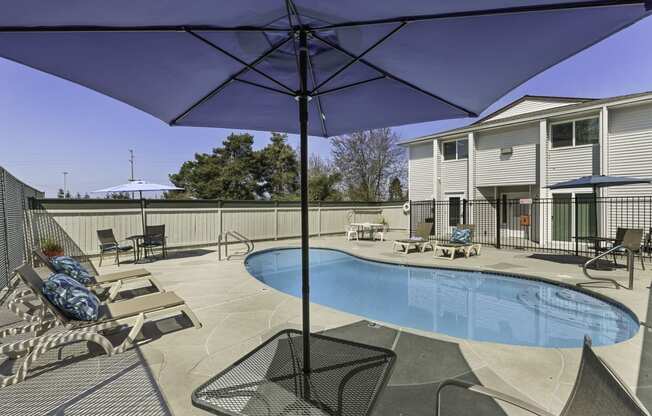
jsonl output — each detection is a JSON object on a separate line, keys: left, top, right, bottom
{"left": 433, "top": 224, "right": 481, "bottom": 260}
{"left": 0, "top": 263, "right": 202, "bottom": 388}
{"left": 393, "top": 223, "right": 434, "bottom": 254}
{"left": 33, "top": 249, "right": 162, "bottom": 301}
{"left": 435, "top": 336, "right": 648, "bottom": 416}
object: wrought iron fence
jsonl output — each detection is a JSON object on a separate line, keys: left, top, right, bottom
{"left": 410, "top": 197, "right": 652, "bottom": 261}
{"left": 0, "top": 167, "right": 44, "bottom": 290}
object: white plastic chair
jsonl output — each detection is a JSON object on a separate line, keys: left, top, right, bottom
{"left": 345, "top": 225, "right": 359, "bottom": 241}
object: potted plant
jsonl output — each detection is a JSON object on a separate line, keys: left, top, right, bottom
{"left": 41, "top": 238, "right": 64, "bottom": 258}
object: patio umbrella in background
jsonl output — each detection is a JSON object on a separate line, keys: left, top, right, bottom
{"left": 92, "top": 180, "right": 183, "bottom": 236}
{"left": 1, "top": 1, "right": 650, "bottom": 375}
{"left": 548, "top": 174, "right": 651, "bottom": 238}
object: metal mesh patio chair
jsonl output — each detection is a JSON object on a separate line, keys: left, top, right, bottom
{"left": 96, "top": 229, "right": 134, "bottom": 266}
{"left": 143, "top": 225, "right": 167, "bottom": 259}
{"left": 192, "top": 329, "right": 395, "bottom": 416}
{"left": 435, "top": 336, "right": 649, "bottom": 416}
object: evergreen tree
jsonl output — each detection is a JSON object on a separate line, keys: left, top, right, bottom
{"left": 258, "top": 133, "right": 299, "bottom": 200}
{"left": 170, "top": 133, "right": 259, "bottom": 200}
{"left": 388, "top": 177, "right": 404, "bottom": 201}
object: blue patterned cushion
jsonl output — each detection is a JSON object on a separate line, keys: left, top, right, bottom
{"left": 450, "top": 227, "right": 471, "bottom": 244}
{"left": 42, "top": 273, "right": 100, "bottom": 321}
{"left": 50, "top": 256, "right": 93, "bottom": 285}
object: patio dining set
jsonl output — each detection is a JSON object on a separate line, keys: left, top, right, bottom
{"left": 97, "top": 225, "right": 168, "bottom": 266}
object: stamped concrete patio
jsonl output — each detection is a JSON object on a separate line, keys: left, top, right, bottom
{"left": 2, "top": 232, "right": 652, "bottom": 416}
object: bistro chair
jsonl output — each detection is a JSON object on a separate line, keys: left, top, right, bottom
{"left": 143, "top": 224, "right": 167, "bottom": 259}
{"left": 96, "top": 229, "right": 134, "bottom": 266}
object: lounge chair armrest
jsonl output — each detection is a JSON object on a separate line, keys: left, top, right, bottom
{"left": 435, "top": 379, "right": 555, "bottom": 416}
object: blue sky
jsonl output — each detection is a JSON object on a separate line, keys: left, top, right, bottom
{"left": 1, "top": 16, "right": 651, "bottom": 197}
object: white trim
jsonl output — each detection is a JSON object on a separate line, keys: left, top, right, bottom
{"left": 401, "top": 93, "right": 652, "bottom": 147}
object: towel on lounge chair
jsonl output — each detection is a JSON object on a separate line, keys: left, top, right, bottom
{"left": 50, "top": 256, "right": 93, "bottom": 284}
{"left": 42, "top": 273, "right": 100, "bottom": 321}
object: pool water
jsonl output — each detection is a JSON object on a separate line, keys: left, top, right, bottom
{"left": 245, "top": 248, "right": 640, "bottom": 348}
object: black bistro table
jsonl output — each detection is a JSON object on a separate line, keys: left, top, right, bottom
{"left": 126, "top": 234, "right": 148, "bottom": 263}
{"left": 192, "top": 329, "right": 395, "bottom": 416}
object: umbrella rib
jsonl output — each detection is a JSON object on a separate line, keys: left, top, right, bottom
{"left": 285, "top": 0, "right": 328, "bottom": 137}
{"left": 313, "top": 75, "right": 385, "bottom": 97}
{"left": 233, "top": 78, "right": 295, "bottom": 96}
{"left": 311, "top": 21, "right": 406, "bottom": 94}
{"left": 312, "top": 0, "right": 646, "bottom": 30}
{"left": 186, "top": 30, "right": 295, "bottom": 94}
{"left": 306, "top": 53, "right": 329, "bottom": 137}
{"left": 310, "top": 32, "right": 477, "bottom": 117}
{"left": 170, "top": 35, "right": 293, "bottom": 125}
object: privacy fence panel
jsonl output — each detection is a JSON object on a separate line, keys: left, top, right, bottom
{"left": 37, "top": 200, "right": 409, "bottom": 256}
{"left": 0, "top": 167, "right": 44, "bottom": 289}
{"left": 411, "top": 197, "right": 652, "bottom": 261}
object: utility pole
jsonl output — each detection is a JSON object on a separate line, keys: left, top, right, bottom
{"left": 129, "top": 149, "right": 135, "bottom": 181}
{"left": 62, "top": 171, "right": 69, "bottom": 198}
{"left": 129, "top": 149, "right": 135, "bottom": 200}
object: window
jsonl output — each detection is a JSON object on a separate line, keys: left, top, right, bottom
{"left": 449, "top": 197, "right": 461, "bottom": 226}
{"left": 443, "top": 142, "right": 457, "bottom": 160}
{"left": 551, "top": 122, "right": 573, "bottom": 148}
{"left": 442, "top": 139, "right": 468, "bottom": 160}
{"left": 575, "top": 118, "right": 599, "bottom": 146}
{"left": 457, "top": 140, "right": 468, "bottom": 159}
{"left": 551, "top": 117, "right": 599, "bottom": 148}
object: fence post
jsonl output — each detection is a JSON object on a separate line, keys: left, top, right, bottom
{"left": 317, "top": 201, "right": 322, "bottom": 237}
{"left": 462, "top": 199, "right": 468, "bottom": 225}
{"left": 409, "top": 200, "right": 413, "bottom": 236}
{"left": 574, "top": 198, "right": 579, "bottom": 256}
{"left": 274, "top": 201, "right": 279, "bottom": 240}
{"left": 496, "top": 198, "right": 501, "bottom": 249}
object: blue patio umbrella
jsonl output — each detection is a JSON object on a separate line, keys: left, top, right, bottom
{"left": 548, "top": 175, "right": 652, "bottom": 191}
{"left": 1, "top": 0, "right": 650, "bottom": 373}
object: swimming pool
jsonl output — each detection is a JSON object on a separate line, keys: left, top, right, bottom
{"left": 245, "top": 248, "right": 640, "bottom": 348}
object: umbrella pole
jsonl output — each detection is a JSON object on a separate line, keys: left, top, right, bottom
{"left": 298, "top": 28, "right": 311, "bottom": 374}
{"left": 140, "top": 190, "right": 147, "bottom": 236}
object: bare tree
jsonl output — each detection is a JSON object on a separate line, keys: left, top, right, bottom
{"left": 331, "top": 128, "right": 406, "bottom": 201}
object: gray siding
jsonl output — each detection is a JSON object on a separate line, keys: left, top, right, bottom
{"left": 548, "top": 146, "right": 594, "bottom": 184}
{"left": 486, "top": 99, "right": 580, "bottom": 122}
{"left": 409, "top": 142, "right": 434, "bottom": 200}
{"left": 441, "top": 159, "right": 467, "bottom": 193}
{"left": 607, "top": 102, "right": 652, "bottom": 196}
{"left": 475, "top": 124, "right": 538, "bottom": 187}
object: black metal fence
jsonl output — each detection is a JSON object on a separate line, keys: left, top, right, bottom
{"left": 0, "top": 167, "right": 44, "bottom": 290}
{"left": 410, "top": 196, "right": 652, "bottom": 260}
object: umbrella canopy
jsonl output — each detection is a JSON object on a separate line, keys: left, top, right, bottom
{"left": 548, "top": 175, "right": 652, "bottom": 190}
{"left": 1, "top": 0, "right": 650, "bottom": 376}
{"left": 0, "top": 1, "right": 649, "bottom": 136}
{"left": 92, "top": 180, "right": 183, "bottom": 237}
{"left": 92, "top": 180, "right": 183, "bottom": 194}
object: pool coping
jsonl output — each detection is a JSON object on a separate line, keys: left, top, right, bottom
{"left": 245, "top": 245, "right": 642, "bottom": 345}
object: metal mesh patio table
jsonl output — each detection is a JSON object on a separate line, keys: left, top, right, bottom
{"left": 192, "top": 329, "right": 396, "bottom": 416}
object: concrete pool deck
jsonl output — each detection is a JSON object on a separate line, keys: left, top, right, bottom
{"left": 2, "top": 232, "right": 652, "bottom": 415}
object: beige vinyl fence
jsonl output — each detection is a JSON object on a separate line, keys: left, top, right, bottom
{"left": 38, "top": 200, "right": 408, "bottom": 256}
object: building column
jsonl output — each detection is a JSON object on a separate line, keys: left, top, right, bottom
{"left": 599, "top": 105, "right": 609, "bottom": 236}
{"left": 467, "top": 132, "right": 475, "bottom": 224}
{"left": 432, "top": 139, "right": 439, "bottom": 201}
{"left": 538, "top": 119, "right": 549, "bottom": 245}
